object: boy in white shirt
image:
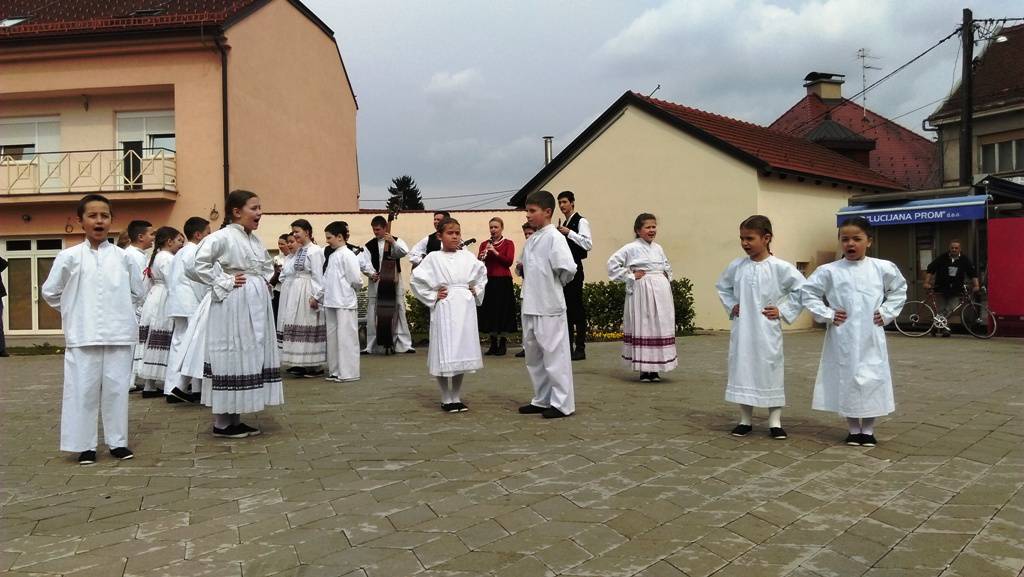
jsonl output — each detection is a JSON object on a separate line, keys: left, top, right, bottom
{"left": 517, "top": 190, "right": 578, "bottom": 418}
{"left": 42, "top": 194, "right": 145, "bottom": 464}
{"left": 124, "top": 219, "right": 154, "bottom": 394}
{"left": 318, "top": 221, "right": 364, "bottom": 382}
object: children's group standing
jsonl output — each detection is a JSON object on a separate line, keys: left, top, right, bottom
{"left": 43, "top": 188, "right": 909, "bottom": 466}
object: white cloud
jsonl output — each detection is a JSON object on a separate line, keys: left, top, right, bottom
{"left": 424, "top": 68, "right": 483, "bottom": 96}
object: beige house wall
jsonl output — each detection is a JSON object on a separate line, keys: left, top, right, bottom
{"left": 527, "top": 104, "right": 761, "bottom": 331}
{"left": 226, "top": 0, "right": 360, "bottom": 211}
{"left": 936, "top": 109, "right": 1024, "bottom": 185}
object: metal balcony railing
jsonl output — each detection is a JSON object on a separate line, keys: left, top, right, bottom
{"left": 1, "top": 148, "right": 176, "bottom": 196}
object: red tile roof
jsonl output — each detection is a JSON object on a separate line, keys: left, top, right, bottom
{"left": 770, "top": 93, "right": 940, "bottom": 190}
{"left": 929, "top": 23, "right": 1024, "bottom": 121}
{"left": 633, "top": 93, "right": 904, "bottom": 191}
{"left": 0, "top": 0, "right": 263, "bottom": 41}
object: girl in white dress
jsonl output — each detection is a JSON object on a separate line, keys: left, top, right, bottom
{"left": 134, "top": 226, "right": 183, "bottom": 394}
{"left": 715, "top": 215, "right": 805, "bottom": 440}
{"left": 801, "top": 216, "right": 907, "bottom": 447}
{"left": 607, "top": 213, "right": 677, "bottom": 382}
{"left": 177, "top": 190, "right": 284, "bottom": 438}
{"left": 278, "top": 219, "right": 327, "bottom": 376}
{"left": 410, "top": 218, "right": 488, "bottom": 413}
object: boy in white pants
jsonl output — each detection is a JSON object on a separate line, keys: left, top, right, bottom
{"left": 318, "top": 221, "right": 363, "bottom": 382}
{"left": 517, "top": 190, "right": 578, "bottom": 418}
{"left": 42, "top": 194, "right": 145, "bottom": 464}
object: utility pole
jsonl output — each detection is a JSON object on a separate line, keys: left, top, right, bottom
{"left": 959, "top": 8, "right": 974, "bottom": 186}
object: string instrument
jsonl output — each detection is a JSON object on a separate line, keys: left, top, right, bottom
{"left": 375, "top": 208, "right": 400, "bottom": 354}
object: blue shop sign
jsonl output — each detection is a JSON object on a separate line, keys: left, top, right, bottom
{"left": 837, "top": 195, "right": 987, "bottom": 227}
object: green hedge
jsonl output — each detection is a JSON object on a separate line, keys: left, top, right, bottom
{"left": 405, "top": 277, "right": 695, "bottom": 338}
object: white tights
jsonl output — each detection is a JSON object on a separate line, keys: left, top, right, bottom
{"left": 213, "top": 413, "right": 241, "bottom": 428}
{"left": 437, "top": 375, "right": 465, "bottom": 404}
{"left": 847, "top": 417, "right": 876, "bottom": 435}
{"left": 739, "top": 404, "right": 783, "bottom": 428}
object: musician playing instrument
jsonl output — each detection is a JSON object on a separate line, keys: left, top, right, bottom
{"left": 359, "top": 215, "right": 415, "bottom": 354}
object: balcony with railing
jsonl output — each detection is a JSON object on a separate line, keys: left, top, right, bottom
{"left": 1, "top": 148, "right": 177, "bottom": 204}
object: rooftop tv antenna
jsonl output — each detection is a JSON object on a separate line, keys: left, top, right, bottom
{"left": 856, "top": 48, "right": 881, "bottom": 121}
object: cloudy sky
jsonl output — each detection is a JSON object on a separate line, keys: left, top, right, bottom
{"left": 307, "top": 0, "right": 1020, "bottom": 210}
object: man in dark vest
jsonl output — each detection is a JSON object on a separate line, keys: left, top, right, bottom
{"left": 409, "top": 211, "right": 450, "bottom": 268}
{"left": 556, "top": 191, "right": 592, "bottom": 361}
{"left": 359, "top": 216, "right": 415, "bottom": 353}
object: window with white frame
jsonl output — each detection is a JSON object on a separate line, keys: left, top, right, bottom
{"left": 116, "top": 111, "right": 175, "bottom": 156}
{"left": 0, "top": 116, "right": 60, "bottom": 158}
{"left": 980, "top": 139, "right": 1024, "bottom": 174}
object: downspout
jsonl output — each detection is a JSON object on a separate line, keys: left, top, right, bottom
{"left": 215, "top": 35, "right": 230, "bottom": 209}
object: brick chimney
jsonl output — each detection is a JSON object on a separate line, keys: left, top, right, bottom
{"left": 803, "top": 72, "right": 845, "bottom": 100}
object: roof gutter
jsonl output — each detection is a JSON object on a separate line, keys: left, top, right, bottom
{"left": 214, "top": 35, "right": 230, "bottom": 209}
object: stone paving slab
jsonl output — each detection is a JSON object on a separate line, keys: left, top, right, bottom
{"left": 1, "top": 332, "right": 1022, "bottom": 576}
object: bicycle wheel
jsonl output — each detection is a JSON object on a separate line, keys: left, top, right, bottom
{"left": 894, "top": 300, "right": 935, "bottom": 337}
{"left": 961, "top": 302, "right": 997, "bottom": 339}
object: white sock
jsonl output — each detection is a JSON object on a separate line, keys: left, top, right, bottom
{"left": 739, "top": 404, "right": 753, "bottom": 426}
{"left": 768, "top": 407, "right": 783, "bottom": 428}
{"left": 451, "top": 374, "right": 464, "bottom": 403}
{"left": 847, "top": 417, "right": 862, "bottom": 434}
{"left": 214, "top": 413, "right": 231, "bottom": 429}
{"left": 436, "top": 377, "right": 451, "bottom": 404}
{"left": 861, "top": 418, "right": 876, "bottom": 436}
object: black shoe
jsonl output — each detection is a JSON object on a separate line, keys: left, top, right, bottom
{"left": 110, "top": 447, "right": 134, "bottom": 460}
{"left": 166, "top": 394, "right": 183, "bottom": 404}
{"left": 639, "top": 373, "right": 652, "bottom": 383}
{"left": 141, "top": 390, "right": 163, "bottom": 398}
{"left": 405, "top": 349, "right": 416, "bottom": 354}
{"left": 286, "top": 366, "right": 304, "bottom": 375}
{"left": 518, "top": 403, "right": 546, "bottom": 414}
{"left": 360, "top": 350, "right": 370, "bottom": 355}
{"left": 845, "top": 433, "right": 863, "bottom": 446}
{"left": 542, "top": 407, "right": 571, "bottom": 419}
{"left": 571, "top": 350, "right": 586, "bottom": 361}
{"left": 515, "top": 350, "right": 526, "bottom": 358}
{"left": 235, "top": 423, "right": 261, "bottom": 437}
{"left": 169, "top": 387, "right": 196, "bottom": 403}
{"left": 188, "top": 392, "right": 202, "bottom": 403}
{"left": 442, "top": 403, "right": 460, "bottom": 413}
{"left": 769, "top": 427, "right": 787, "bottom": 439}
{"left": 212, "top": 424, "right": 249, "bottom": 438}
{"left": 650, "top": 373, "right": 661, "bottom": 382}
{"left": 130, "top": 384, "right": 144, "bottom": 393}
{"left": 78, "top": 450, "right": 97, "bottom": 465}
{"left": 484, "top": 336, "right": 497, "bottom": 356}
{"left": 453, "top": 402, "right": 469, "bottom": 412}
{"left": 860, "top": 434, "right": 877, "bottom": 447}
{"left": 0, "top": 351, "right": 9, "bottom": 357}
{"left": 731, "top": 424, "right": 753, "bottom": 437}
{"left": 303, "top": 369, "right": 324, "bottom": 378}
{"left": 496, "top": 337, "right": 507, "bottom": 356}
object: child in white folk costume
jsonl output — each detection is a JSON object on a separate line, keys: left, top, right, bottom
{"left": 163, "top": 217, "right": 211, "bottom": 403}
{"left": 278, "top": 219, "right": 327, "bottom": 377}
{"left": 133, "top": 226, "right": 184, "bottom": 396}
{"left": 176, "top": 190, "right": 284, "bottom": 439}
{"left": 801, "top": 216, "right": 907, "bottom": 447}
{"left": 517, "top": 191, "right": 578, "bottom": 419}
{"left": 318, "top": 221, "right": 363, "bottom": 383}
{"left": 275, "top": 233, "right": 298, "bottom": 346}
{"left": 715, "top": 215, "right": 805, "bottom": 439}
{"left": 608, "top": 213, "right": 678, "bottom": 383}
{"left": 513, "top": 222, "right": 536, "bottom": 358}
{"left": 42, "top": 194, "right": 145, "bottom": 464}
{"left": 411, "top": 218, "right": 488, "bottom": 412}
{"left": 271, "top": 232, "right": 292, "bottom": 322}
{"left": 124, "top": 220, "right": 154, "bottom": 394}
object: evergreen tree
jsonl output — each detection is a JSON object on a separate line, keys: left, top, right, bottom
{"left": 386, "top": 175, "right": 424, "bottom": 212}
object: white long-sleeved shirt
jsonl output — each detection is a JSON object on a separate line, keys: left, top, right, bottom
{"left": 407, "top": 234, "right": 433, "bottom": 266}
{"left": 165, "top": 242, "right": 208, "bottom": 318}
{"left": 42, "top": 241, "right": 145, "bottom": 347}
{"left": 125, "top": 244, "right": 151, "bottom": 315}
{"left": 521, "top": 224, "right": 577, "bottom": 316}
{"left": 607, "top": 238, "right": 673, "bottom": 294}
{"left": 187, "top": 224, "right": 274, "bottom": 302}
{"left": 320, "top": 246, "right": 364, "bottom": 309}
{"left": 562, "top": 212, "right": 593, "bottom": 253}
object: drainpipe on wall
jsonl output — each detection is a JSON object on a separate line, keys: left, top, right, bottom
{"left": 215, "top": 36, "right": 230, "bottom": 210}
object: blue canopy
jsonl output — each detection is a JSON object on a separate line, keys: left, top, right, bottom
{"left": 837, "top": 195, "right": 987, "bottom": 227}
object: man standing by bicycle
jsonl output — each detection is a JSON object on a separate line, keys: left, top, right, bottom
{"left": 924, "top": 239, "right": 980, "bottom": 336}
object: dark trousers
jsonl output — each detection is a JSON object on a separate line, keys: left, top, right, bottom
{"left": 563, "top": 265, "right": 587, "bottom": 351}
{"left": 0, "top": 298, "right": 6, "bottom": 353}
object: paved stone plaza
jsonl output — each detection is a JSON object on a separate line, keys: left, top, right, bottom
{"left": 1, "top": 332, "right": 1022, "bottom": 577}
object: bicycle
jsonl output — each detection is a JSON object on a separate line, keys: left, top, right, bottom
{"left": 894, "top": 286, "right": 997, "bottom": 339}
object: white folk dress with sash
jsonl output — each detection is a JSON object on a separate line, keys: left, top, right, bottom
{"left": 164, "top": 241, "right": 208, "bottom": 394}
{"left": 411, "top": 250, "right": 488, "bottom": 377}
{"left": 134, "top": 250, "right": 176, "bottom": 382}
{"left": 607, "top": 239, "right": 678, "bottom": 373}
{"left": 176, "top": 224, "right": 284, "bottom": 414}
{"left": 278, "top": 243, "right": 327, "bottom": 367}
{"left": 715, "top": 255, "right": 805, "bottom": 407}
{"left": 801, "top": 257, "right": 907, "bottom": 418}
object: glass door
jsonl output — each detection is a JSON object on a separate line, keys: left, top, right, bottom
{"left": 1, "top": 238, "right": 64, "bottom": 335}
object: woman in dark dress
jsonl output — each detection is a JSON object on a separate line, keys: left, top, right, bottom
{"left": 477, "top": 217, "right": 517, "bottom": 355}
